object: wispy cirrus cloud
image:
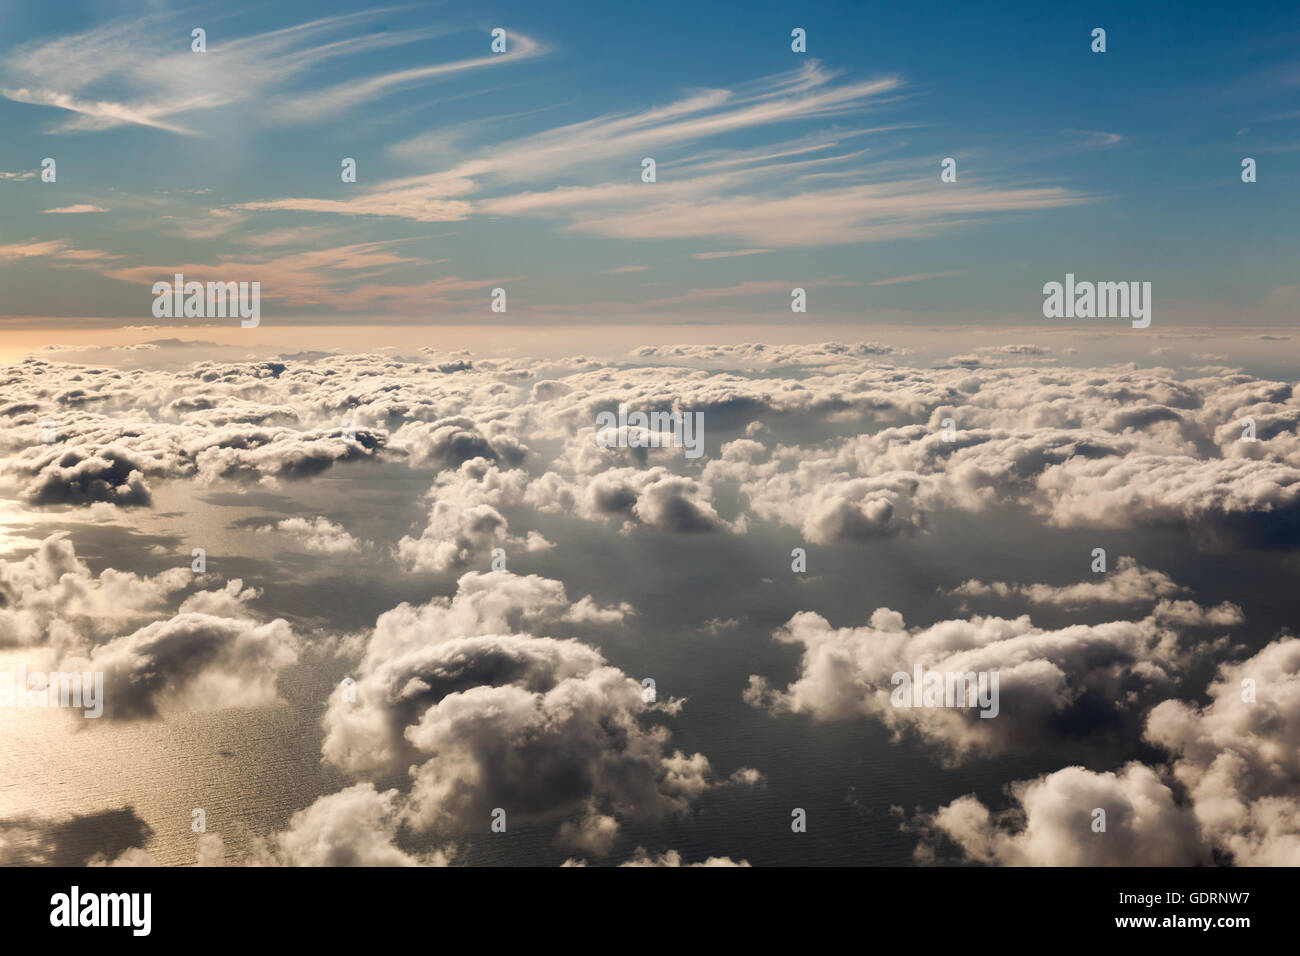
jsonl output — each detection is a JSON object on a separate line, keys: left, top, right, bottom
{"left": 247, "top": 63, "right": 903, "bottom": 221}
{"left": 98, "top": 239, "right": 505, "bottom": 313}
{"left": 44, "top": 204, "right": 109, "bottom": 214}
{"left": 867, "top": 270, "right": 969, "bottom": 285}
{"left": 691, "top": 249, "right": 773, "bottom": 259}
{"left": 525, "top": 277, "right": 867, "bottom": 316}
{"left": 0, "top": 239, "right": 118, "bottom": 261}
{"left": 269, "top": 32, "right": 546, "bottom": 121}
{"left": 548, "top": 180, "right": 1087, "bottom": 246}
{"left": 241, "top": 61, "right": 1093, "bottom": 247}
{"left": 1, "top": 8, "right": 543, "bottom": 135}
{"left": 1064, "top": 128, "right": 1124, "bottom": 148}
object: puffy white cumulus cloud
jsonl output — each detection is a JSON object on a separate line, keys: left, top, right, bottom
{"left": 74, "top": 603, "right": 299, "bottom": 719}
{"left": 320, "top": 569, "right": 717, "bottom": 843}
{"left": 1147, "top": 598, "right": 1245, "bottom": 629}
{"left": 556, "top": 809, "right": 622, "bottom": 856}
{"left": 1033, "top": 455, "right": 1300, "bottom": 548}
{"left": 328, "top": 631, "right": 604, "bottom": 776}
{"left": 6, "top": 442, "right": 155, "bottom": 507}
{"left": 745, "top": 589, "right": 1239, "bottom": 763}
{"left": 908, "top": 633, "right": 1300, "bottom": 866}
{"left": 0, "top": 533, "right": 191, "bottom": 648}
{"left": 615, "top": 847, "right": 751, "bottom": 867}
{"left": 727, "top": 766, "right": 766, "bottom": 787}
{"left": 395, "top": 459, "right": 551, "bottom": 572}
{"left": 0, "top": 415, "right": 384, "bottom": 506}
{"left": 796, "top": 474, "right": 924, "bottom": 543}
{"left": 708, "top": 415, "right": 1300, "bottom": 548}
{"left": 400, "top": 647, "right": 711, "bottom": 829}
{"left": 1144, "top": 636, "right": 1300, "bottom": 865}
{"left": 616, "top": 471, "right": 729, "bottom": 533}
{"left": 707, "top": 426, "right": 1147, "bottom": 544}
{"left": 0, "top": 535, "right": 299, "bottom": 719}
{"left": 354, "top": 569, "right": 632, "bottom": 671}
{"left": 187, "top": 425, "right": 384, "bottom": 486}
{"left": 529, "top": 466, "right": 730, "bottom": 534}
{"left": 951, "top": 556, "right": 1184, "bottom": 608}
{"left": 0, "top": 358, "right": 439, "bottom": 507}
{"left": 910, "top": 763, "right": 1206, "bottom": 866}
{"left": 251, "top": 784, "right": 450, "bottom": 867}
{"left": 395, "top": 416, "right": 528, "bottom": 471}
{"left": 195, "top": 833, "right": 226, "bottom": 867}
{"left": 1192, "top": 372, "right": 1300, "bottom": 465}
{"left": 397, "top": 498, "right": 512, "bottom": 573}
{"left": 258, "top": 516, "right": 363, "bottom": 554}
{"left": 567, "top": 420, "right": 704, "bottom": 473}
{"left": 560, "top": 847, "right": 751, "bottom": 866}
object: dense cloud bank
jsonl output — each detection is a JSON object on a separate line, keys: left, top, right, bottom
{"left": 5, "top": 347, "right": 1300, "bottom": 556}
{"left": 3, "top": 343, "right": 1298, "bottom": 865}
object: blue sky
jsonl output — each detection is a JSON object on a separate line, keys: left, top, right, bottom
{"left": 0, "top": 0, "right": 1296, "bottom": 326}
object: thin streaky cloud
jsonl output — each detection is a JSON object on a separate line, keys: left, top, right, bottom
{"left": 0, "top": 86, "right": 206, "bottom": 135}
{"left": 237, "top": 62, "right": 1090, "bottom": 249}
{"left": 691, "top": 249, "right": 773, "bottom": 259}
{"left": 557, "top": 182, "right": 1089, "bottom": 247}
{"left": 98, "top": 239, "right": 504, "bottom": 312}
{"left": 0, "top": 239, "right": 118, "bottom": 261}
{"left": 0, "top": 7, "right": 512, "bottom": 135}
{"left": 269, "top": 32, "right": 547, "bottom": 121}
{"left": 242, "top": 63, "right": 906, "bottom": 221}
{"left": 1063, "top": 129, "right": 1124, "bottom": 148}
{"left": 867, "top": 270, "right": 969, "bottom": 286}
{"left": 44, "top": 204, "right": 110, "bottom": 214}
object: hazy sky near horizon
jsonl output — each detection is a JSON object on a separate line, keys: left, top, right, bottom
{"left": 1, "top": 0, "right": 1298, "bottom": 328}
